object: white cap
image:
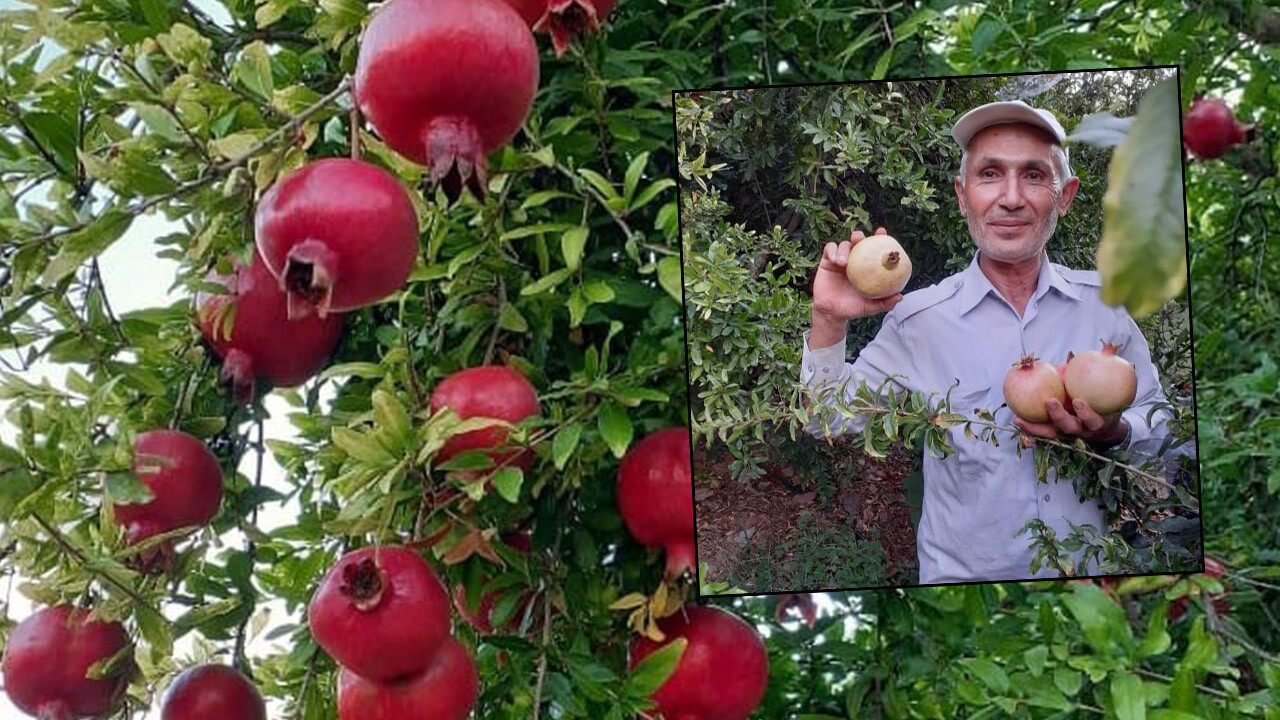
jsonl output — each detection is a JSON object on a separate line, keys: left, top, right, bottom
{"left": 951, "top": 100, "right": 1069, "bottom": 165}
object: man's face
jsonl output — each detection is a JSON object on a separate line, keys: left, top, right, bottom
{"left": 953, "top": 123, "right": 1080, "bottom": 264}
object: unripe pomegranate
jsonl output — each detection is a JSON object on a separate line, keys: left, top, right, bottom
{"left": 429, "top": 366, "right": 539, "bottom": 469}
{"left": 616, "top": 427, "right": 695, "bottom": 580}
{"left": 504, "top": 0, "right": 619, "bottom": 57}
{"left": 255, "top": 159, "right": 420, "bottom": 320}
{"left": 1183, "top": 98, "right": 1249, "bottom": 160}
{"left": 1, "top": 606, "right": 131, "bottom": 720}
{"left": 196, "top": 254, "right": 345, "bottom": 404}
{"left": 629, "top": 606, "right": 769, "bottom": 720}
{"left": 845, "top": 234, "right": 912, "bottom": 299}
{"left": 1062, "top": 341, "right": 1137, "bottom": 416}
{"left": 115, "top": 429, "right": 223, "bottom": 554}
{"left": 354, "top": 0, "right": 539, "bottom": 203}
{"left": 336, "top": 638, "right": 478, "bottom": 720}
{"left": 1003, "top": 355, "right": 1066, "bottom": 423}
{"left": 160, "top": 665, "right": 265, "bottom": 720}
{"left": 1056, "top": 357, "right": 1075, "bottom": 413}
{"left": 307, "top": 545, "right": 452, "bottom": 682}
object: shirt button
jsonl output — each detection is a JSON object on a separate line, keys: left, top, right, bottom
{"left": 1043, "top": 494, "right": 1051, "bottom": 502}
{"left": 822, "top": 367, "right": 829, "bottom": 374}
{"left": 954, "top": 281, "right": 961, "bottom": 288}
{"left": 806, "top": 365, "right": 813, "bottom": 374}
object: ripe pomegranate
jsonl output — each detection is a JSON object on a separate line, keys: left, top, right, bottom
{"left": 196, "top": 254, "right": 345, "bottom": 404}
{"left": 354, "top": 0, "right": 539, "bottom": 203}
{"left": 616, "top": 427, "right": 695, "bottom": 580}
{"left": 255, "top": 159, "right": 420, "bottom": 320}
{"left": 337, "top": 638, "right": 478, "bottom": 720}
{"left": 1171, "top": 556, "right": 1230, "bottom": 622}
{"left": 307, "top": 545, "right": 452, "bottom": 682}
{"left": 1056, "top": 356, "right": 1075, "bottom": 413}
{"left": 160, "top": 665, "right": 265, "bottom": 720}
{"left": 1183, "top": 98, "right": 1250, "bottom": 160}
{"left": 116, "top": 429, "right": 223, "bottom": 558}
{"left": 1, "top": 606, "right": 131, "bottom": 720}
{"left": 429, "top": 366, "right": 540, "bottom": 469}
{"left": 504, "top": 0, "right": 619, "bottom": 56}
{"left": 1002, "top": 355, "right": 1066, "bottom": 423}
{"left": 1062, "top": 341, "right": 1137, "bottom": 416}
{"left": 629, "top": 605, "right": 769, "bottom": 720}
{"left": 845, "top": 234, "right": 912, "bottom": 299}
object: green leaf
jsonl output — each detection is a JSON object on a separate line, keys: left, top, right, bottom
{"left": 1111, "top": 671, "right": 1146, "bottom": 720}
{"left": 1097, "top": 78, "right": 1186, "bottom": 318}
{"left": 234, "top": 42, "right": 275, "bottom": 101}
{"left": 631, "top": 178, "right": 676, "bottom": 212}
{"left": 256, "top": 0, "right": 297, "bottom": 26}
{"left": 962, "top": 658, "right": 1009, "bottom": 694}
{"left": 561, "top": 226, "right": 589, "bottom": 272}
{"left": 657, "top": 256, "right": 683, "bottom": 303}
{"left": 498, "top": 303, "right": 529, "bottom": 333}
{"left": 210, "top": 130, "right": 269, "bottom": 160}
{"left": 372, "top": 390, "right": 412, "bottom": 450}
{"left": 492, "top": 467, "right": 523, "bottom": 503}
{"left": 597, "top": 402, "right": 633, "bottom": 459}
{"left": 624, "top": 638, "right": 686, "bottom": 697}
{"left": 1023, "top": 645, "right": 1048, "bottom": 676}
{"left": 578, "top": 168, "right": 620, "bottom": 203}
{"left": 624, "top": 151, "right": 649, "bottom": 205}
{"left": 521, "top": 268, "right": 573, "bottom": 296}
{"left": 332, "top": 427, "right": 394, "bottom": 464}
{"left": 872, "top": 45, "right": 894, "bottom": 80}
{"left": 552, "top": 423, "right": 582, "bottom": 470}
{"left": 41, "top": 210, "right": 134, "bottom": 287}
{"left": 155, "top": 23, "right": 212, "bottom": 69}
{"left": 1054, "top": 668, "right": 1082, "bottom": 696}
{"left": 130, "top": 103, "right": 183, "bottom": 143}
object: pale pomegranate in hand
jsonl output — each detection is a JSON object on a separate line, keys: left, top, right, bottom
{"left": 629, "top": 605, "right": 769, "bottom": 720}
{"left": 255, "top": 158, "right": 420, "bottom": 319}
{"left": 1003, "top": 355, "right": 1066, "bottom": 423}
{"left": 336, "top": 638, "right": 478, "bottom": 720}
{"left": 616, "top": 427, "right": 695, "bottom": 579}
{"left": 160, "top": 665, "right": 266, "bottom": 720}
{"left": 196, "top": 254, "right": 345, "bottom": 404}
{"left": 1062, "top": 341, "right": 1137, "bottom": 416}
{"left": 844, "top": 234, "right": 912, "bottom": 299}
{"left": 355, "top": 0, "right": 539, "bottom": 202}
{"left": 429, "top": 366, "right": 539, "bottom": 469}
{"left": 1, "top": 606, "right": 131, "bottom": 720}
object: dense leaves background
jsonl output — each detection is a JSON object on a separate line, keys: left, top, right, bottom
{"left": 0, "top": 0, "right": 1277, "bottom": 719}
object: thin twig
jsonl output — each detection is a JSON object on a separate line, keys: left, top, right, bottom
{"left": 350, "top": 104, "right": 361, "bottom": 160}
{"left": 30, "top": 512, "right": 157, "bottom": 612}
{"left": 483, "top": 275, "right": 506, "bottom": 366}
{"left": 90, "top": 259, "right": 127, "bottom": 343}
{"left": 530, "top": 529, "right": 563, "bottom": 720}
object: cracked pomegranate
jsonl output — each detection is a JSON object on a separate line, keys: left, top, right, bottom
{"left": 355, "top": 0, "right": 539, "bottom": 202}
{"left": 308, "top": 545, "right": 451, "bottom": 682}
{"left": 616, "top": 426, "right": 695, "bottom": 579}
{"left": 1003, "top": 355, "right": 1066, "bottom": 423}
{"left": 1183, "top": 98, "right": 1249, "bottom": 160}
{"left": 629, "top": 605, "right": 769, "bottom": 720}
{"left": 196, "top": 254, "right": 345, "bottom": 404}
{"left": 844, "top": 234, "right": 912, "bottom": 299}
{"left": 504, "top": 0, "right": 619, "bottom": 56}
{"left": 1062, "top": 341, "right": 1137, "bottom": 416}
{"left": 429, "top": 366, "right": 539, "bottom": 469}
{"left": 255, "top": 159, "right": 419, "bottom": 320}
{"left": 1, "top": 606, "right": 131, "bottom": 720}
{"left": 160, "top": 665, "right": 265, "bottom": 720}
{"left": 337, "top": 637, "right": 478, "bottom": 720}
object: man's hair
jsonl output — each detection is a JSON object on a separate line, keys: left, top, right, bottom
{"left": 957, "top": 137, "right": 1072, "bottom": 191}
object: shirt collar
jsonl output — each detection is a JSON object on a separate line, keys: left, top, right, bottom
{"left": 956, "top": 249, "right": 1082, "bottom": 316}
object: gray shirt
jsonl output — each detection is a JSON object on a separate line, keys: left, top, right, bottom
{"left": 801, "top": 251, "right": 1171, "bottom": 584}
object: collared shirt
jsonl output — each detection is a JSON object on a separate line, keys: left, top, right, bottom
{"left": 801, "top": 251, "right": 1171, "bottom": 584}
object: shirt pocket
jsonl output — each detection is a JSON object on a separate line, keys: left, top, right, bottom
{"left": 941, "top": 383, "right": 998, "bottom": 481}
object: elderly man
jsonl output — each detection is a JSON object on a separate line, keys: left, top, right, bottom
{"left": 802, "top": 100, "right": 1171, "bottom": 584}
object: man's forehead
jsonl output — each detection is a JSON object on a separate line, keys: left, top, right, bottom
{"left": 966, "top": 122, "right": 1062, "bottom": 152}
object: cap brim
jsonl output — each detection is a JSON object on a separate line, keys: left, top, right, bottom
{"left": 951, "top": 101, "right": 1066, "bottom": 149}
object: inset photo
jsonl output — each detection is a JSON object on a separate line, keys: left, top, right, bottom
{"left": 675, "top": 67, "right": 1201, "bottom": 595}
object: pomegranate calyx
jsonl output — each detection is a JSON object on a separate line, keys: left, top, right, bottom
{"left": 282, "top": 239, "right": 339, "bottom": 320}
{"left": 424, "top": 117, "right": 486, "bottom": 204}
{"left": 220, "top": 349, "right": 256, "bottom": 405}
{"left": 540, "top": 1, "right": 600, "bottom": 55}
{"left": 883, "top": 250, "right": 900, "bottom": 270}
{"left": 339, "top": 557, "right": 388, "bottom": 611}
{"left": 1099, "top": 340, "right": 1124, "bottom": 356}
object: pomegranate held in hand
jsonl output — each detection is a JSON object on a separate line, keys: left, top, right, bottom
{"left": 505, "top": 0, "right": 619, "bottom": 57}
{"left": 844, "top": 234, "right": 912, "bottom": 299}
{"left": 337, "top": 638, "right": 478, "bottom": 720}
{"left": 255, "top": 159, "right": 419, "bottom": 319}
{"left": 616, "top": 427, "right": 695, "bottom": 579}
{"left": 1, "top": 606, "right": 131, "bottom": 720}
{"left": 1002, "top": 355, "right": 1066, "bottom": 423}
{"left": 308, "top": 545, "right": 451, "bottom": 682}
{"left": 116, "top": 429, "right": 223, "bottom": 553}
{"left": 160, "top": 665, "right": 265, "bottom": 720}
{"left": 196, "top": 254, "right": 345, "bottom": 404}
{"left": 629, "top": 605, "right": 769, "bottom": 720}
{"left": 429, "top": 365, "right": 539, "bottom": 469}
{"left": 1062, "top": 341, "right": 1137, "bottom": 416}
{"left": 1183, "top": 98, "right": 1250, "bottom": 160}
{"left": 355, "top": 0, "right": 539, "bottom": 203}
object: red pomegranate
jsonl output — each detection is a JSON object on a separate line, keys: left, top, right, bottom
{"left": 116, "top": 429, "right": 223, "bottom": 554}
{"left": 1062, "top": 341, "right": 1138, "bottom": 416}
{"left": 616, "top": 427, "right": 695, "bottom": 580}
{"left": 1183, "top": 98, "right": 1250, "bottom": 160}
{"left": 354, "top": 0, "right": 539, "bottom": 203}
{"left": 254, "top": 159, "right": 420, "bottom": 320}
{"left": 629, "top": 605, "right": 769, "bottom": 720}
{"left": 307, "top": 545, "right": 452, "bottom": 682}
{"left": 160, "top": 665, "right": 265, "bottom": 720}
{"left": 1, "top": 606, "right": 131, "bottom": 720}
{"left": 429, "top": 366, "right": 539, "bottom": 469}
{"left": 337, "top": 638, "right": 478, "bottom": 720}
{"left": 504, "top": 0, "right": 619, "bottom": 56}
{"left": 196, "top": 254, "right": 345, "bottom": 404}
{"left": 1002, "top": 355, "right": 1066, "bottom": 423}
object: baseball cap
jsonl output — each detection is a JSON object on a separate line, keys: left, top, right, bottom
{"left": 951, "top": 100, "right": 1069, "bottom": 165}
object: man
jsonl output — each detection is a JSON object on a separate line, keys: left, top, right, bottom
{"left": 802, "top": 100, "right": 1171, "bottom": 584}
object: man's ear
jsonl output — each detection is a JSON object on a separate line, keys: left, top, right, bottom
{"left": 1058, "top": 175, "right": 1080, "bottom": 215}
{"left": 954, "top": 176, "right": 968, "bottom": 216}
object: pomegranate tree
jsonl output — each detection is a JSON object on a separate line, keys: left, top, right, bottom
{"left": 1062, "top": 341, "right": 1137, "bottom": 416}
{"left": 336, "top": 638, "right": 479, "bottom": 720}
{"left": 196, "top": 254, "right": 345, "bottom": 404}
{"left": 1, "top": 606, "right": 131, "bottom": 720}
{"left": 629, "top": 605, "right": 769, "bottom": 720}
{"left": 254, "top": 159, "right": 420, "bottom": 320}
{"left": 354, "top": 0, "right": 539, "bottom": 203}
{"left": 1171, "top": 556, "right": 1230, "bottom": 622}
{"left": 452, "top": 531, "right": 536, "bottom": 635}
{"left": 1183, "top": 98, "right": 1250, "bottom": 160}
{"left": 616, "top": 427, "right": 695, "bottom": 579}
{"left": 160, "top": 665, "right": 265, "bottom": 720}
{"left": 307, "top": 545, "right": 452, "bottom": 682}
{"left": 115, "top": 429, "right": 223, "bottom": 568}
{"left": 429, "top": 365, "right": 540, "bottom": 468}
{"left": 844, "top": 234, "right": 912, "bottom": 299}
{"left": 1002, "top": 355, "right": 1066, "bottom": 423}
{"left": 505, "top": 0, "right": 619, "bottom": 56}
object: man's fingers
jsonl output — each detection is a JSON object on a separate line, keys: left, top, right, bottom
{"left": 1014, "top": 417, "right": 1057, "bottom": 440}
{"left": 823, "top": 242, "right": 838, "bottom": 264}
{"left": 1071, "top": 399, "right": 1107, "bottom": 432}
{"left": 873, "top": 226, "right": 887, "bottom": 235}
{"left": 874, "top": 294, "right": 904, "bottom": 312}
{"left": 836, "top": 240, "right": 852, "bottom": 264}
{"left": 1045, "top": 398, "right": 1083, "bottom": 435}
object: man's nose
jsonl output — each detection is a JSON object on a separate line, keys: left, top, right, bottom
{"left": 998, "top": 176, "right": 1027, "bottom": 209}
